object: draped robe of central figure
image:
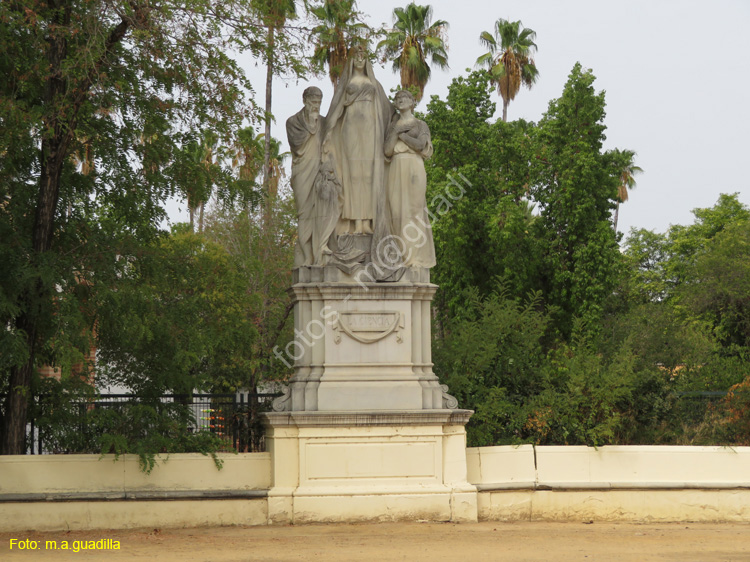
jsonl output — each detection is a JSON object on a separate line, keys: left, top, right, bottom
{"left": 321, "top": 55, "right": 394, "bottom": 238}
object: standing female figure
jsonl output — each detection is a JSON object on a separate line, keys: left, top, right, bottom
{"left": 384, "top": 90, "right": 436, "bottom": 268}
{"left": 321, "top": 46, "right": 394, "bottom": 236}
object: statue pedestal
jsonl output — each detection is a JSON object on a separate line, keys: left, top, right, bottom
{"left": 274, "top": 266, "right": 454, "bottom": 413}
{"left": 262, "top": 410, "right": 478, "bottom": 523}
{"left": 267, "top": 266, "right": 475, "bottom": 523}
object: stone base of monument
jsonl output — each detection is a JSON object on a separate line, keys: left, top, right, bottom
{"left": 273, "top": 269, "right": 455, "bottom": 413}
{"left": 267, "top": 264, "right": 476, "bottom": 523}
{"left": 262, "top": 410, "right": 478, "bottom": 524}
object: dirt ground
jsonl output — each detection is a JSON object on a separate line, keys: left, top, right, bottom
{"left": 2, "top": 521, "right": 750, "bottom": 561}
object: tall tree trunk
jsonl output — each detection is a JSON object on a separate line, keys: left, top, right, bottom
{"left": 613, "top": 201, "right": 620, "bottom": 232}
{"left": 1, "top": 2, "right": 72, "bottom": 454}
{"left": 263, "top": 26, "right": 275, "bottom": 229}
{"left": 502, "top": 98, "right": 509, "bottom": 122}
{"left": 2, "top": 128, "right": 70, "bottom": 451}
{"left": 2, "top": 137, "right": 67, "bottom": 452}
{"left": 1, "top": 5, "right": 131, "bottom": 454}
{"left": 2, "top": 323, "right": 37, "bottom": 454}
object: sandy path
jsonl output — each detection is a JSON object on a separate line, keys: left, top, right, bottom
{"left": 2, "top": 522, "right": 750, "bottom": 561}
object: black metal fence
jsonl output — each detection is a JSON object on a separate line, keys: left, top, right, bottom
{"left": 3, "top": 390, "right": 731, "bottom": 455}
{"left": 4, "top": 392, "right": 278, "bottom": 455}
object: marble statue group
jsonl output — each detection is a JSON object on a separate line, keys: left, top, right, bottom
{"left": 270, "top": 50, "right": 468, "bottom": 524}
{"left": 286, "top": 46, "right": 436, "bottom": 276}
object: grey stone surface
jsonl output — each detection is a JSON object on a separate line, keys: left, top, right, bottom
{"left": 277, "top": 53, "right": 455, "bottom": 413}
{"left": 272, "top": 280, "right": 449, "bottom": 412}
{"left": 263, "top": 409, "right": 473, "bottom": 428}
{"left": 287, "top": 48, "right": 437, "bottom": 273}
{"left": 292, "top": 263, "right": 431, "bottom": 284}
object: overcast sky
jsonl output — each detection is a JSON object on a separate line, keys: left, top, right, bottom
{"left": 173, "top": 0, "right": 750, "bottom": 238}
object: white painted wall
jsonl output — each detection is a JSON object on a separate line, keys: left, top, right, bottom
{"left": 3, "top": 445, "right": 750, "bottom": 530}
{"left": 466, "top": 445, "right": 750, "bottom": 490}
{"left": 466, "top": 445, "right": 750, "bottom": 522}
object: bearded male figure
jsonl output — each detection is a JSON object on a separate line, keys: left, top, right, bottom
{"left": 286, "top": 86, "right": 325, "bottom": 266}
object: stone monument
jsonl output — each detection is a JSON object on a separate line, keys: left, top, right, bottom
{"left": 264, "top": 46, "right": 477, "bottom": 524}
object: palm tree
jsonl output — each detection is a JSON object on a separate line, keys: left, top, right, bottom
{"left": 252, "top": 0, "right": 297, "bottom": 196}
{"left": 613, "top": 149, "right": 643, "bottom": 232}
{"left": 233, "top": 127, "right": 264, "bottom": 188}
{"left": 263, "top": 135, "right": 289, "bottom": 199}
{"left": 310, "top": 0, "right": 369, "bottom": 87}
{"left": 476, "top": 19, "right": 539, "bottom": 122}
{"left": 376, "top": 3, "right": 449, "bottom": 101}
{"left": 233, "top": 129, "right": 289, "bottom": 200}
{"left": 182, "top": 135, "right": 217, "bottom": 232}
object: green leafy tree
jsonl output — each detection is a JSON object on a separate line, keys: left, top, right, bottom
{"left": 663, "top": 194, "right": 750, "bottom": 294}
{"left": 434, "top": 289, "right": 646, "bottom": 448}
{"left": 526, "top": 335, "right": 639, "bottom": 446}
{"left": 376, "top": 2, "right": 449, "bottom": 101}
{"left": 202, "top": 197, "right": 297, "bottom": 394}
{"left": 424, "top": 71, "right": 540, "bottom": 319}
{"left": 423, "top": 71, "right": 748, "bottom": 448}
{"left": 621, "top": 228, "right": 671, "bottom": 303}
{"left": 674, "top": 196, "right": 750, "bottom": 350}
{"left": 309, "top": 0, "right": 370, "bottom": 86}
{"left": 91, "top": 194, "right": 296, "bottom": 464}
{"left": 622, "top": 193, "right": 750, "bottom": 314}
{"left": 475, "top": 19, "right": 539, "bottom": 122}
{"left": 602, "top": 195, "right": 750, "bottom": 443}
{"left": 96, "top": 229, "right": 260, "bottom": 398}
{"left": 433, "top": 288, "right": 549, "bottom": 446}
{"left": 531, "top": 63, "right": 626, "bottom": 338}
{"left": 0, "top": 0, "right": 264, "bottom": 454}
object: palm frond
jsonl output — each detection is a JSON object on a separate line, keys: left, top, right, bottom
{"left": 475, "top": 51, "right": 495, "bottom": 69}
{"left": 478, "top": 30, "right": 497, "bottom": 53}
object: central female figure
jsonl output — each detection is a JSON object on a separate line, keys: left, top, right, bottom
{"left": 322, "top": 46, "right": 394, "bottom": 236}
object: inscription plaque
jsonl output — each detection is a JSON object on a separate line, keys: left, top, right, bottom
{"left": 333, "top": 311, "right": 404, "bottom": 344}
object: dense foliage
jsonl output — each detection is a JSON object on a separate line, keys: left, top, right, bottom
{"left": 426, "top": 67, "right": 750, "bottom": 447}
{"left": 2, "top": 1, "right": 748, "bottom": 463}
{"left": 0, "top": 0, "right": 291, "bottom": 455}
{"left": 96, "top": 198, "right": 296, "bottom": 399}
